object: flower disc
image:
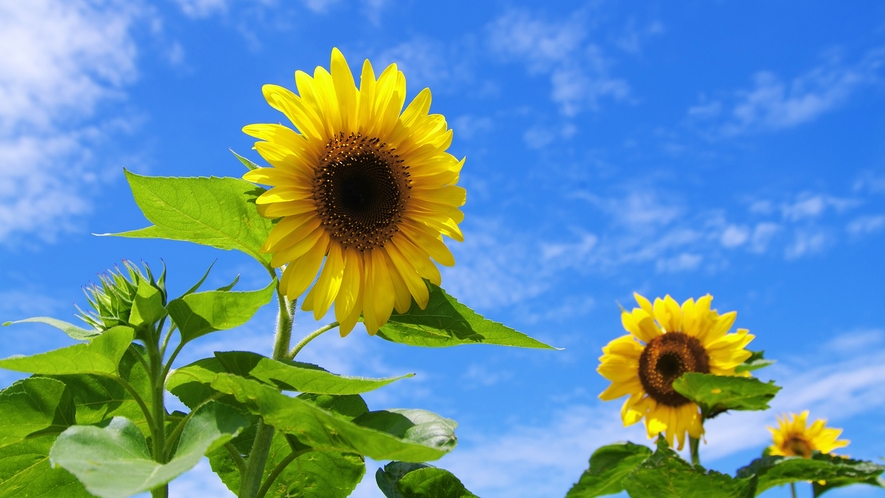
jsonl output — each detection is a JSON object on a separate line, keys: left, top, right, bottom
{"left": 243, "top": 48, "right": 465, "bottom": 336}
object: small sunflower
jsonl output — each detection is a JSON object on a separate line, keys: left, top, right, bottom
{"left": 243, "top": 48, "right": 465, "bottom": 336}
{"left": 768, "top": 411, "right": 849, "bottom": 458}
{"left": 598, "top": 293, "right": 754, "bottom": 449}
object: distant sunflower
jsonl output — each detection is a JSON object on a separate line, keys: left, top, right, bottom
{"left": 598, "top": 293, "right": 754, "bottom": 449}
{"left": 768, "top": 411, "right": 849, "bottom": 458}
{"left": 243, "top": 48, "right": 465, "bottom": 336}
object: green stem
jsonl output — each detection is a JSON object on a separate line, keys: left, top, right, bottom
{"left": 112, "top": 376, "right": 155, "bottom": 431}
{"left": 287, "top": 322, "right": 339, "bottom": 360}
{"left": 255, "top": 447, "right": 310, "bottom": 498}
{"left": 160, "top": 340, "right": 186, "bottom": 382}
{"left": 224, "top": 442, "right": 246, "bottom": 476}
{"left": 146, "top": 335, "right": 168, "bottom": 498}
{"left": 689, "top": 437, "right": 701, "bottom": 467}
{"left": 239, "top": 284, "right": 294, "bottom": 498}
{"left": 791, "top": 482, "right": 798, "bottom": 498}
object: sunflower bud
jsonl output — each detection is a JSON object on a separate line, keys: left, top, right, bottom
{"left": 77, "top": 260, "right": 167, "bottom": 333}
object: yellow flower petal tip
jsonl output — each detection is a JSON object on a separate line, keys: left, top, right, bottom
{"left": 598, "top": 293, "right": 754, "bottom": 447}
{"left": 243, "top": 49, "right": 464, "bottom": 335}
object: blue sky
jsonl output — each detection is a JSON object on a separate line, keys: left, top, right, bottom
{"left": 2, "top": 1, "right": 885, "bottom": 496}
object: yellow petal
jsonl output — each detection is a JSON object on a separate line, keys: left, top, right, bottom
{"left": 385, "top": 242, "right": 429, "bottom": 309}
{"left": 283, "top": 233, "right": 329, "bottom": 298}
{"left": 311, "top": 243, "right": 345, "bottom": 320}
{"left": 334, "top": 248, "right": 363, "bottom": 324}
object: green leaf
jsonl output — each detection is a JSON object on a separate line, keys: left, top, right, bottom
{"left": 566, "top": 442, "right": 653, "bottom": 497}
{"left": 0, "top": 378, "right": 91, "bottom": 497}
{"left": 128, "top": 274, "right": 166, "bottom": 328}
{"left": 623, "top": 439, "right": 756, "bottom": 498}
{"left": 49, "top": 402, "right": 248, "bottom": 498}
{"left": 210, "top": 373, "right": 457, "bottom": 461}
{"left": 214, "top": 351, "right": 414, "bottom": 394}
{"left": 104, "top": 172, "right": 274, "bottom": 268}
{"left": 735, "top": 350, "right": 775, "bottom": 374}
{"left": 672, "top": 373, "right": 781, "bottom": 418}
{"left": 378, "top": 283, "right": 557, "bottom": 349}
{"left": 208, "top": 428, "right": 365, "bottom": 498}
{"left": 0, "top": 326, "right": 134, "bottom": 376}
{"left": 231, "top": 148, "right": 260, "bottom": 171}
{"left": 166, "top": 279, "right": 275, "bottom": 344}
{"left": 376, "top": 462, "right": 477, "bottom": 498}
{"left": 2, "top": 317, "right": 98, "bottom": 340}
{"left": 736, "top": 453, "right": 885, "bottom": 495}
{"left": 50, "top": 345, "right": 154, "bottom": 436}
{"left": 181, "top": 260, "right": 217, "bottom": 297}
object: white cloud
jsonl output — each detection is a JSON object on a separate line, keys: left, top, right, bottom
{"left": 373, "top": 38, "right": 469, "bottom": 93}
{"left": 655, "top": 253, "right": 703, "bottom": 273}
{"left": 749, "top": 222, "right": 780, "bottom": 253}
{"left": 690, "top": 48, "right": 885, "bottom": 136}
{"left": 452, "top": 115, "right": 493, "bottom": 141}
{"left": 488, "top": 9, "right": 631, "bottom": 117}
{"left": 720, "top": 224, "right": 750, "bottom": 248}
{"left": 0, "top": 0, "right": 142, "bottom": 244}
{"left": 779, "top": 193, "right": 858, "bottom": 221}
{"left": 172, "top": 0, "right": 228, "bottom": 18}
{"left": 847, "top": 214, "right": 885, "bottom": 235}
{"left": 784, "top": 229, "right": 830, "bottom": 260}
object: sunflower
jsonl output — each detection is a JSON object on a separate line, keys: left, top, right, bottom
{"left": 242, "top": 48, "right": 465, "bottom": 336}
{"left": 598, "top": 293, "right": 754, "bottom": 449}
{"left": 768, "top": 411, "right": 849, "bottom": 458}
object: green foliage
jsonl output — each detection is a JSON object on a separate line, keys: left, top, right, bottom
{"left": 231, "top": 148, "right": 260, "bottom": 171}
{"left": 0, "top": 326, "right": 134, "bottom": 376}
{"left": 378, "top": 283, "right": 557, "bottom": 349}
{"left": 672, "top": 373, "right": 781, "bottom": 418}
{"left": 566, "top": 442, "right": 653, "bottom": 497}
{"left": 623, "top": 439, "right": 756, "bottom": 498}
{"left": 0, "top": 378, "right": 91, "bottom": 497}
{"left": 210, "top": 373, "right": 457, "bottom": 461}
{"left": 49, "top": 402, "right": 248, "bottom": 498}
{"left": 165, "top": 279, "right": 275, "bottom": 344}
{"left": 735, "top": 351, "right": 775, "bottom": 374}
{"left": 106, "top": 172, "right": 274, "bottom": 268}
{"left": 736, "top": 453, "right": 885, "bottom": 495}
{"left": 1, "top": 316, "right": 98, "bottom": 340}
{"left": 376, "top": 462, "right": 478, "bottom": 498}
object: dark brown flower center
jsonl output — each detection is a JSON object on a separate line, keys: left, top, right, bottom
{"left": 785, "top": 436, "right": 813, "bottom": 458}
{"left": 313, "top": 132, "right": 411, "bottom": 251}
{"left": 638, "top": 332, "right": 710, "bottom": 407}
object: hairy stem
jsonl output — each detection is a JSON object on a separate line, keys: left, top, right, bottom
{"left": 146, "top": 329, "right": 168, "bottom": 498}
{"left": 287, "top": 321, "right": 339, "bottom": 360}
{"left": 239, "top": 283, "right": 294, "bottom": 498}
{"left": 689, "top": 437, "right": 701, "bottom": 467}
{"left": 255, "top": 447, "right": 310, "bottom": 498}
{"left": 791, "top": 482, "right": 798, "bottom": 498}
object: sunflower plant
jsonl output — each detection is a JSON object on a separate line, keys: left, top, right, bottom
{"left": 567, "top": 294, "right": 885, "bottom": 498}
{"left": 0, "top": 49, "right": 553, "bottom": 498}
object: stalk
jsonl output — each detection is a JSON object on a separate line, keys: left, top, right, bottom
{"left": 689, "top": 436, "right": 701, "bottom": 467}
{"left": 147, "top": 327, "right": 168, "bottom": 498}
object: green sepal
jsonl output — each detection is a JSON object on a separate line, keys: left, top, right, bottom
{"left": 622, "top": 438, "right": 756, "bottom": 498}
{"left": 671, "top": 372, "right": 780, "bottom": 418}
{"left": 0, "top": 326, "right": 134, "bottom": 376}
{"left": 734, "top": 350, "right": 775, "bottom": 374}
{"left": 231, "top": 148, "right": 260, "bottom": 171}
{"left": 165, "top": 279, "right": 276, "bottom": 344}
{"left": 566, "top": 442, "right": 653, "bottom": 497}
{"left": 102, "top": 172, "right": 274, "bottom": 269}
{"left": 378, "top": 283, "right": 558, "bottom": 349}
{"left": 736, "top": 452, "right": 885, "bottom": 495}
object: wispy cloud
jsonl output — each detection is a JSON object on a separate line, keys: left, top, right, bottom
{"left": 689, "top": 48, "right": 885, "bottom": 137}
{"left": 487, "top": 8, "right": 631, "bottom": 117}
{"left": 172, "top": 0, "right": 228, "bottom": 18}
{"left": 0, "top": 0, "right": 144, "bottom": 244}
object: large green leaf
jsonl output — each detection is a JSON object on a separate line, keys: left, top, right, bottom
{"left": 566, "top": 442, "right": 653, "bottom": 497}
{"left": 736, "top": 453, "right": 885, "bottom": 495}
{"left": 378, "top": 283, "right": 557, "bottom": 349}
{"left": 623, "top": 439, "right": 756, "bottom": 498}
{"left": 49, "top": 402, "right": 248, "bottom": 498}
{"left": 376, "top": 462, "right": 477, "bottom": 498}
{"left": 210, "top": 373, "right": 457, "bottom": 462}
{"left": 672, "top": 373, "right": 780, "bottom": 418}
{"left": 215, "top": 351, "right": 414, "bottom": 394}
{"left": 2, "top": 317, "right": 98, "bottom": 340}
{"left": 0, "top": 378, "right": 91, "bottom": 497}
{"left": 208, "top": 428, "right": 365, "bottom": 498}
{"left": 0, "top": 326, "right": 134, "bottom": 376}
{"left": 165, "top": 279, "right": 275, "bottom": 344}
{"left": 105, "top": 172, "right": 274, "bottom": 267}
{"left": 50, "top": 346, "right": 154, "bottom": 436}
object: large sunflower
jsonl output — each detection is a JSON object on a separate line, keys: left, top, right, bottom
{"left": 598, "top": 293, "right": 754, "bottom": 449}
{"left": 768, "top": 411, "right": 849, "bottom": 458}
{"left": 243, "top": 48, "right": 465, "bottom": 336}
